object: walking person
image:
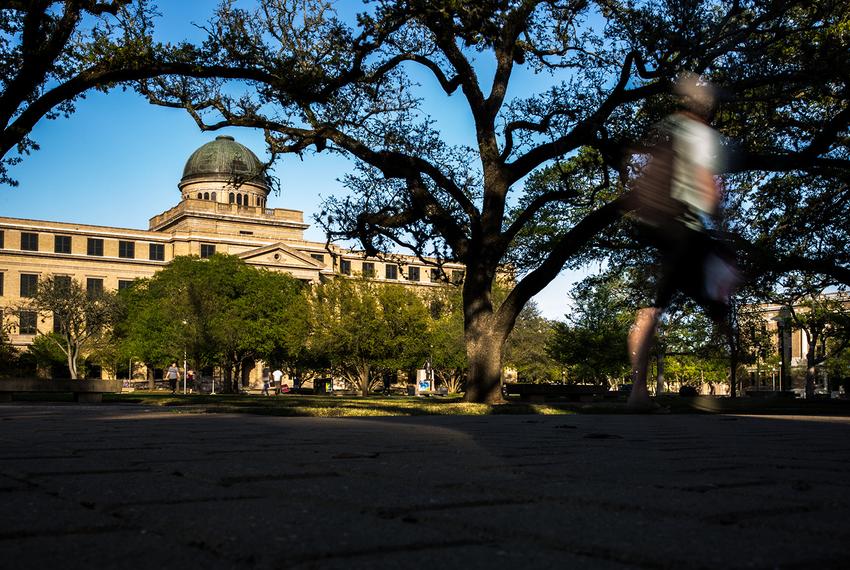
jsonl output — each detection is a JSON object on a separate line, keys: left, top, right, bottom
{"left": 625, "top": 73, "right": 737, "bottom": 411}
{"left": 166, "top": 362, "right": 180, "bottom": 394}
{"left": 272, "top": 368, "right": 283, "bottom": 395}
{"left": 261, "top": 372, "right": 271, "bottom": 396}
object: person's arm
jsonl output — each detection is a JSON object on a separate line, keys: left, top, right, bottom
{"left": 697, "top": 165, "right": 721, "bottom": 215}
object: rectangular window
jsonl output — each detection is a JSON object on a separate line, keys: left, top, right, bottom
{"left": 86, "top": 278, "right": 103, "bottom": 298}
{"left": 20, "top": 232, "right": 38, "bottom": 251}
{"left": 54, "top": 275, "right": 72, "bottom": 292}
{"left": 118, "top": 240, "right": 135, "bottom": 259}
{"left": 118, "top": 279, "right": 133, "bottom": 290}
{"left": 200, "top": 244, "right": 216, "bottom": 258}
{"left": 430, "top": 268, "right": 440, "bottom": 283}
{"left": 0, "top": 230, "right": 5, "bottom": 248}
{"left": 149, "top": 243, "right": 165, "bottom": 261}
{"left": 54, "top": 235, "right": 71, "bottom": 254}
{"left": 340, "top": 259, "right": 351, "bottom": 275}
{"left": 239, "top": 230, "right": 254, "bottom": 236}
{"left": 20, "top": 273, "right": 38, "bottom": 297}
{"left": 310, "top": 253, "right": 325, "bottom": 263}
{"left": 0, "top": 272, "right": 4, "bottom": 296}
{"left": 385, "top": 264, "right": 398, "bottom": 280}
{"left": 362, "top": 262, "right": 375, "bottom": 278}
{"left": 87, "top": 238, "right": 104, "bottom": 256}
{"left": 18, "top": 310, "right": 37, "bottom": 335}
{"left": 53, "top": 311, "right": 64, "bottom": 334}
{"left": 451, "top": 270, "right": 465, "bottom": 285}
{"left": 408, "top": 266, "right": 420, "bottom": 282}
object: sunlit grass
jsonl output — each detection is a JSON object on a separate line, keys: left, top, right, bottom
{"left": 103, "top": 392, "right": 578, "bottom": 417}
{"left": 12, "top": 391, "right": 849, "bottom": 417}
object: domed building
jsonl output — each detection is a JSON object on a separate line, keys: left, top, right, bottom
{"left": 179, "top": 135, "right": 270, "bottom": 209}
{"left": 0, "top": 135, "right": 466, "bottom": 385}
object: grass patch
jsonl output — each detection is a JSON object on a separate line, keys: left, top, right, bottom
{"left": 101, "top": 392, "right": 578, "bottom": 417}
{"left": 9, "top": 390, "right": 849, "bottom": 417}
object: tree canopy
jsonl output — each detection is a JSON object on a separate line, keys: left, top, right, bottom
{"left": 136, "top": 0, "right": 849, "bottom": 402}
{"left": 28, "top": 274, "right": 118, "bottom": 379}
{"left": 116, "top": 255, "right": 308, "bottom": 391}
{"left": 307, "top": 277, "right": 430, "bottom": 396}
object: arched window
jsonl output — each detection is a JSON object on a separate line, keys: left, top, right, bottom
{"left": 204, "top": 192, "right": 209, "bottom": 200}
{"left": 236, "top": 194, "right": 242, "bottom": 206}
{"left": 197, "top": 193, "right": 202, "bottom": 199}
{"left": 243, "top": 194, "right": 249, "bottom": 205}
{"left": 211, "top": 192, "right": 216, "bottom": 201}
{"left": 229, "top": 192, "right": 234, "bottom": 203}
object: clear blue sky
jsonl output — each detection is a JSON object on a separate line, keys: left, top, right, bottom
{"left": 0, "top": 1, "right": 587, "bottom": 320}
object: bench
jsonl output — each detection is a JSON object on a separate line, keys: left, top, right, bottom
{"left": 504, "top": 383, "right": 603, "bottom": 402}
{"left": 0, "top": 378, "right": 123, "bottom": 403}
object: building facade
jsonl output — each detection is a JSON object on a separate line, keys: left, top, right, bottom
{"left": 0, "top": 135, "right": 464, "bottom": 381}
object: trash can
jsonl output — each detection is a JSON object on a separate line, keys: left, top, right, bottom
{"left": 314, "top": 378, "right": 330, "bottom": 395}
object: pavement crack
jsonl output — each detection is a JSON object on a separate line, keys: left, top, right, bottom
{"left": 702, "top": 504, "right": 818, "bottom": 525}
{"left": 219, "top": 471, "right": 339, "bottom": 487}
{"left": 0, "top": 524, "right": 131, "bottom": 541}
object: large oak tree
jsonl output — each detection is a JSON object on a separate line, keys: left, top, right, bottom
{"left": 134, "top": 0, "right": 849, "bottom": 402}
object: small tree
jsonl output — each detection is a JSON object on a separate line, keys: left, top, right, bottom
{"left": 787, "top": 292, "right": 850, "bottom": 398}
{"left": 116, "top": 255, "right": 309, "bottom": 392}
{"left": 308, "top": 278, "right": 429, "bottom": 396}
{"left": 0, "top": 307, "right": 19, "bottom": 376}
{"left": 547, "top": 276, "right": 632, "bottom": 386}
{"left": 504, "top": 301, "right": 560, "bottom": 383}
{"left": 29, "top": 275, "right": 118, "bottom": 379}
{"left": 428, "top": 289, "right": 467, "bottom": 394}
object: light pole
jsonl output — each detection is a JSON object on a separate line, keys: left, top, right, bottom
{"left": 771, "top": 307, "right": 792, "bottom": 392}
{"left": 181, "top": 320, "right": 188, "bottom": 395}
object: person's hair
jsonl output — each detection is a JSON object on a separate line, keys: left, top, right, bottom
{"left": 674, "top": 72, "right": 716, "bottom": 119}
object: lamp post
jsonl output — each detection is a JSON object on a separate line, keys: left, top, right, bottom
{"left": 771, "top": 307, "right": 792, "bottom": 392}
{"left": 181, "top": 320, "right": 188, "bottom": 395}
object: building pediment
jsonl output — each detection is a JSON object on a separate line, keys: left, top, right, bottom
{"left": 237, "top": 242, "right": 325, "bottom": 272}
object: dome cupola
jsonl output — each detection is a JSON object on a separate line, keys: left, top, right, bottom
{"left": 178, "top": 135, "right": 271, "bottom": 208}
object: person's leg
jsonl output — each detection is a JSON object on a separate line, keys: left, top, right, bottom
{"left": 627, "top": 306, "right": 662, "bottom": 409}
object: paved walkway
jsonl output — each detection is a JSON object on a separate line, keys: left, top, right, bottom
{"left": 1, "top": 404, "right": 849, "bottom": 569}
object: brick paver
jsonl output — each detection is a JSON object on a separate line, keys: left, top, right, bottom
{"left": 1, "top": 404, "right": 849, "bottom": 569}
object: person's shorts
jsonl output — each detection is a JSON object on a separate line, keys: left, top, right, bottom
{"left": 639, "top": 221, "right": 730, "bottom": 322}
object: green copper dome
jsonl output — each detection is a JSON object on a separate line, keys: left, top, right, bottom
{"left": 181, "top": 135, "right": 266, "bottom": 182}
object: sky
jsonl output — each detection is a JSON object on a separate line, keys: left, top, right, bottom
{"left": 0, "top": 1, "right": 591, "bottom": 321}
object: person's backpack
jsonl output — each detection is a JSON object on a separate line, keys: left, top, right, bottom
{"left": 625, "top": 133, "right": 686, "bottom": 227}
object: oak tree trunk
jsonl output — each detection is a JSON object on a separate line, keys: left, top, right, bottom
{"left": 463, "top": 314, "right": 508, "bottom": 404}
{"left": 358, "top": 363, "right": 370, "bottom": 397}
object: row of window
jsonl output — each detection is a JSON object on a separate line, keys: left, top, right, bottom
{"left": 0, "top": 230, "right": 166, "bottom": 261}
{"left": 0, "top": 272, "right": 134, "bottom": 299}
{"left": 190, "top": 191, "right": 266, "bottom": 208}
{"left": 338, "top": 260, "right": 463, "bottom": 283}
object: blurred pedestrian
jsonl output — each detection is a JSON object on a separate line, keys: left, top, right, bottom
{"left": 272, "top": 368, "right": 283, "bottom": 395}
{"left": 625, "top": 73, "right": 738, "bottom": 411}
{"left": 166, "top": 362, "right": 180, "bottom": 394}
{"left": 261, "top": 372, "right": 271, "bottom": 396}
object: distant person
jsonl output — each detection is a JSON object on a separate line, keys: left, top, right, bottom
{"left": 186, "top": 369, "right": 195, "bottom": 393}
{"left": 261, "top": 373, "right": 271, "bottom": 396}
{"left": 272, "top": 368, "right": 283, "bottom": 394}
{"left": 166, "top": 362, "right": 180, "bottom": 394}
{"left": 624, "top": 73, "right": 738, "bottom": 411}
